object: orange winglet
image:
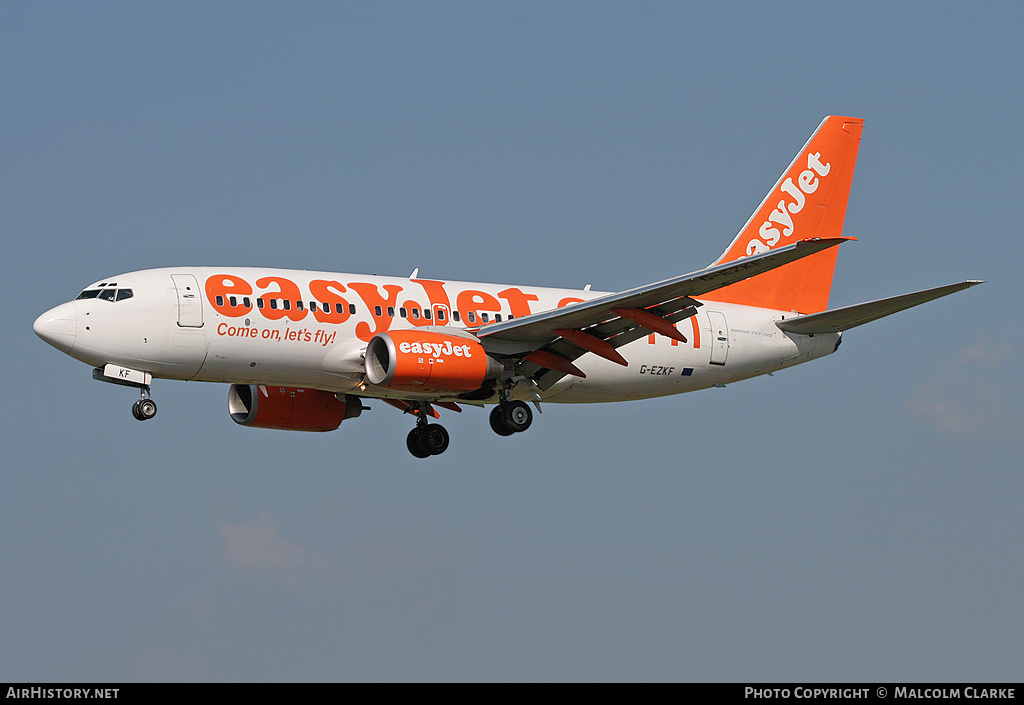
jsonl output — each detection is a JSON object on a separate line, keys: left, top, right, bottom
{"left": 610, "top": 308, "right": 687, "bottom": 343}
{"left": 525, "top": 350, "right": 587, "bottom": 378}
{"left": 553, "top": 328, "right": 628, "bottom": 367}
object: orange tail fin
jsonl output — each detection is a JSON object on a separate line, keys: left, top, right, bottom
{"left": 701, "top": 116, "right": 863, "bottom": 313}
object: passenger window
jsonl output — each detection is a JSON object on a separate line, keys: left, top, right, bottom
{"left": 270, "top": 300, "right": 278, "bottom": 310}
{"left": 453, "top": 311, "right": 461, "bottom": 322}
{"left": 481, "top": 312, "right": 489, "bottom": 323}
{"left": 216, "top": 295, "right": 225, "bottom": 306}
{"left": 436, "top": 309, "right": 446, "bottom": 322}
{"left": 335, "top": 303, "right": 344, "bottom": 314}
{"left": 495, "top": 314, "right": 502, "bottom": 322}
{"left": 229, "top": 296, "right": 237, "bottom": 307}
{"left": 424, "top": 309, "right": 432, "bottom": 320}
{"left": 412, "top": 308, "right": 420, "bottom": 320}
{"left": 296, "top": 300, "right": 303, "bottom": 310}
{"left": 283, "top": 300, "right": 291, "bottom": 310}
{"left": 349, "top": 304, "right": 357, "bottom": 315}
{"left": 399, "top": 308, "right": 408, "bottom": 318}
{"left": 243, "top": 297, "right": 250, "bottom": 307}
{"left": 257, "top": 298, "right": 265, "bottom": 309}
{"left": 467, "top": 312, "right": 476, "bottom": 323}
{"left": 374, "top": 306, "right": 382, "bottom": 317}
{"left": 387, "top": 306, "right": 395, "bottom": 318}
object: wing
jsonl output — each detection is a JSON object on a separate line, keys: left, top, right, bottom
{"left": 775, "top": 280, "right": 984, "bottom": 335}
{"left": 476, "top": 237, "right": 850, "bottom": 390}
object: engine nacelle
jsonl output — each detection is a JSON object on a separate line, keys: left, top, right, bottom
{"left": 365, "top": 329, "right": 503, "bottom": 394}
{"left": 228, "top": 385, "right": 361, "bottom": 432}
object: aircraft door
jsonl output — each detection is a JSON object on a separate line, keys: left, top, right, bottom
{"left": 171, "top": 274, "right": 204, "bottom": 328}
{"left": 707, "top": 310, "right": 729, "bottom": 366}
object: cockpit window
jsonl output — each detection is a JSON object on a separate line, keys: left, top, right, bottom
{"left": 76, "top": 287, "right": 134, "bottom": 301}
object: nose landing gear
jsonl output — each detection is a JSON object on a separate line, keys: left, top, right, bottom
{"left": 91, "top": 365, "right": 158, "bottom": 422}
{"left": 131, "top": 386, "right": 157, "bottom": 421}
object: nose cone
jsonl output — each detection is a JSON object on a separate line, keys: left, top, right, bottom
{"left": 34, "top": 302, "right": 77, "bottom": 353}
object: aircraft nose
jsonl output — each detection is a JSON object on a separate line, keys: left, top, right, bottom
{"left": 34, "top": 302, "right": 77, "bottom": 353}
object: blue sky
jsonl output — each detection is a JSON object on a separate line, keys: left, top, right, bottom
{"left": 3, "top": 1, "right": 1022, "bottom": 681}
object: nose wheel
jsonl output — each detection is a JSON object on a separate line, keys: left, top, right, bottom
{"left": 131, "top": 387, "right": 157, "bottom": 421}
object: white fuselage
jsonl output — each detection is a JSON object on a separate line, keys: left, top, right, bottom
{"left": 36, "top": 267, "right": 840, "bottom": 405}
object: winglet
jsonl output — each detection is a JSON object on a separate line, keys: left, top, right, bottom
{"left": 701, "top": 116, "right": 864, "bottom": 313}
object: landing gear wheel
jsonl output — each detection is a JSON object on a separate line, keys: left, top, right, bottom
{"left": 407, "top": 424, "right": 450, "bottom": 457}
{"left": 504, "top": 400, "right": 532, "bottom": 433}
{"left": 418, "top": 423, "right": 450, "bottom": 456}
{"left": 132, "top": 398, "right": 157, "bottom": 421}
{"left": 489, "top": 405, "right": 515, "bottom": 436}
{"left": 407, "top": 428, "right": 431, "bottom": 458}
{"left": 491, "top": 401, "right": 532, "bottom": 436}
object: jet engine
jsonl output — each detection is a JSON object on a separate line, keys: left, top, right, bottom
{"left": 365, "top": 329, "right": 503, "bottom": 394}
{"left": 228, "top": 385, "right": 362, "bottom": 432}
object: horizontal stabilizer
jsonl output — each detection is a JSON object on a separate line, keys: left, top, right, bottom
{"left": 775, "top": 281, "right": 984, "bottom": 335}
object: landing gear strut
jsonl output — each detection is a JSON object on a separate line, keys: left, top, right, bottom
{"left": 131, "top": 386, "right": 157, "bottom": 421}
{"left": 406, "top": 403, "right": 450, "bottom": 458}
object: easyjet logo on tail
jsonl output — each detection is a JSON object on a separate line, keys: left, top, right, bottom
{"left": 703, "top": 115, "right": 862, "bottom": 314}
{"left": 747, "top": 151, "right": 831, "bottom": 256}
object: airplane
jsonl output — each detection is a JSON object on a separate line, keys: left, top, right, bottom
{"left": 33, "top": 116, "right": 982, "bottom": 458}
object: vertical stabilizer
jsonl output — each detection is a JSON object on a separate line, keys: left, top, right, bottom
{"left": 701, "top": 116, "right": 863, "bottom": 313}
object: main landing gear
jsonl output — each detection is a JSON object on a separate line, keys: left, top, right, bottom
{"left": 489, "top": 400, "right": 533, "bottom": 436}
{"left": 131, "top": 386, "right": 157, "bottom": 421}
{"left": 407, "top": 403, "right": 450, "bottom": 458}
{"left": 403, "top": 387, "right": 536, "bottom": 457}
